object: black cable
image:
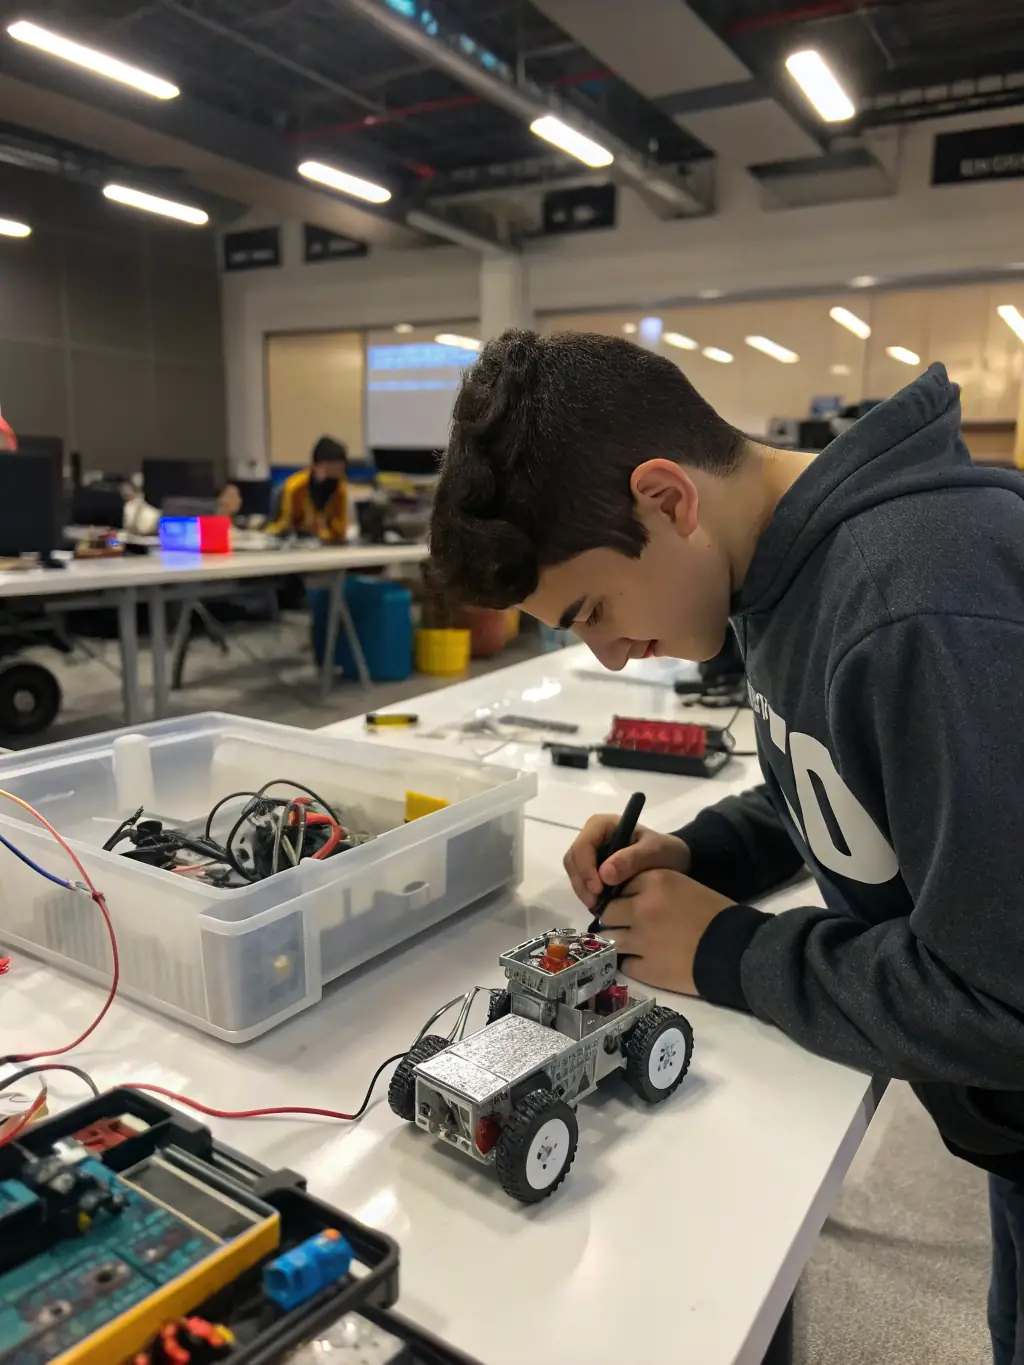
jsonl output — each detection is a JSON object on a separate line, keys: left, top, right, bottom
{"left": 256, "top": 780, "right": 341, "bottom": 827}
{"left": 348, "top": 1052, "right": 406, "bottom": 1122}
{"left": 0, "top": 1063, "right": 100, "bottom": 1097}
{"left": 205, "top": 791, "right": 263, "bottom": 841}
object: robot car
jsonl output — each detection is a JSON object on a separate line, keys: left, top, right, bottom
{"left": 388, "top": 929, "right": 694, "bottom": 1202}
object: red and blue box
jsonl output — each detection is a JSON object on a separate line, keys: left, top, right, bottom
{"left": 159, "top": 515, "right": 232, "bottom": 554}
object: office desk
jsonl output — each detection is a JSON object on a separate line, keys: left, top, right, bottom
{"left": 0, "top": 543, "right": 429, "bottom": 724}
{"left": 0, "top": 820, "right": 874, "bottom": 1365}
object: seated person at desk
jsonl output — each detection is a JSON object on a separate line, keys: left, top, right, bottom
{"left": 216, "top": 482, "right": 245, "bottom": 522}
{"left": 268, "top": 437, "right": 348, "bottom": 543}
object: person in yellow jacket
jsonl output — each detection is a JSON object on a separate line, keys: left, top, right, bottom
{"left": 269, "top": 436, "right": 349, "bottom": 541}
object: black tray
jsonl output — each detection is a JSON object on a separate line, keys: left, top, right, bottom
{"left": 597, "top": 745, "right": 733, "bottom": 778}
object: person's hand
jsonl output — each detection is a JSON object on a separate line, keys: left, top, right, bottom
{"left": 599, "top": 870, "right": 735, "bottom": 995}
{"left": 564, "top": 815, "right": 691, "bottom": 910}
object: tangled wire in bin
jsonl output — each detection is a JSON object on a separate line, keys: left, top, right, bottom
{"left": 101, "top": 780, "right": 373, "bottom": 887}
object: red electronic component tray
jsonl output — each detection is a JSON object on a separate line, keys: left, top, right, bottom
{"left": 599, "top": 716, "right": 732, "bottom": 778}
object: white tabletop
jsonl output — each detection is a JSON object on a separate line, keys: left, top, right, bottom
{"left": 0, "top": 542, "right": 429, "bottom": 599}
{"left": 1, "top": 820, "right": 873, "bottom": 1365}
{"left": 323, "top": 644, "right": 761, "bottom": 830}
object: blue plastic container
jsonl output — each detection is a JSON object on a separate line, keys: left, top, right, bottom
{"left": 310, "top": 576, "right": 413, "bottom": 682}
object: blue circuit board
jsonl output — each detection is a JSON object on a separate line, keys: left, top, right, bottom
{"left": 0, "top": 1158, "right": 219, "bottom": 1365}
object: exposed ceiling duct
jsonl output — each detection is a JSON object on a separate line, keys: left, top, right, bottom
{"left": 532, "top": 0, "right": 824, "bottom": 169}
{"left": 334, "top": 0, "right": 709, "bottom": 217}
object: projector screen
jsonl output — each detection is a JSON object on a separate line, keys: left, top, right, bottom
{"left": 366, "top": 338, "right": 478, "bottom": 450}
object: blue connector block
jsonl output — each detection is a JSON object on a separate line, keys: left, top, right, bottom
{"left": 262, "top": 1229, "right": 354, "bottom": 1312}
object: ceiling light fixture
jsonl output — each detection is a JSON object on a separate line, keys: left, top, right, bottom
{"left": 102, "top": 184, "right": 208, "bottom": 225}
{"left": 663, "top": 332, "right": 698, "bottom": 351}
{"left": 849, "top": 274, "right": 878, "bottom": 289}
{"left": 745, "top": 334, "right": 799, "bottom": 364}
{"left": 886, "top": 345, "right": 920, "bottom": 365}
{"left": 997, "top": 304, "right": 1024, "bottom": 342}
{"left": 829, "top": 306, "right": 871, "bottom": 339}
{"left": 298, "top": 160, "right": 391, "bottom": 204}
{"left": 622, "top": 322, "right": 638, "bottom": 334}
{"left": 7, "top": 19, "right": 179, "bottom": 99}
{"left": 529, "top": 115, "right": 613, "bottom": 168}
{"left": 702, "top": 346, "right": 733, "bottom": 364}
{"left": 697, "top": 288, "right": 723, "bottom": 300}
{"left": 393, "top": 323, "right": 414, "bottom": 334}
{"left": 0, "top": 218, "right": 31, "bottom": 238}
{"left": 830, "top": 363, "right": 852, "bottom": 376}
{"left": 435, "top": 333, "right": 481, "bottom": 352}
{"left": 785, "top": 49, "right": 855, "bottom": 122}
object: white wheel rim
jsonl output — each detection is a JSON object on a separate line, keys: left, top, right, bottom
{"left": 647, "top": 1025, "right": 688, "bottom": 1089}
{"left": 526, "top": 1117, "right": 572, "bottom": 1190}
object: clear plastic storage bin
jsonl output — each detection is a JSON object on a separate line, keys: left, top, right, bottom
{"left": 0, "top": 715, "right": 535, "bottom": 1041}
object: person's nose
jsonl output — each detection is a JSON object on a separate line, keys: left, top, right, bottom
{"left": 588, "top": 638, "right": 631, "bottom": 672}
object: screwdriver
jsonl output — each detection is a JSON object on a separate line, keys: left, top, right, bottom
{"left": 588, "top": 791, "right": 646, "bottom": 932}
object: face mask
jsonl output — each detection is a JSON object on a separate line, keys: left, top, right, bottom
{"left": 310, "top": 476, "right": 338, "bottom": 511}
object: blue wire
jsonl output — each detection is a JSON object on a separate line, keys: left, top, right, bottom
{"left": 0, "top": 829, "right": 73, "bottom": 891}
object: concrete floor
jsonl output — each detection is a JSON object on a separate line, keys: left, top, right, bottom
{"left": 5, "top": 616, "right": 996, "bottom": 1362}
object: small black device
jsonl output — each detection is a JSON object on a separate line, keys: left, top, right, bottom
{"left": 548, "top": 743, "right": 591, "bottom": 769}
{"left": 142, "top": 458, "right": 217, "bottom": 509}
{"left": 0, "top": 451, "right": 63, "bottom": 563}
{"left": 233, "top": 478, "right": 273, "bottom": 518}
{"left": 588, "top": 791, "right": 646, "bottom": 930}
{"left": 371, "top": 447, "right": 440, "bottom": 478}
{"left": 71, "top": 484, "right": 125, "bottom": 528}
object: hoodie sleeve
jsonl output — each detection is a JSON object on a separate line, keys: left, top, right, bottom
{"left": 695, "top": 612, "right": 1024, "bottom": 1088}
{"left": 674, "top": 784, "right": 806, "bottom": 901}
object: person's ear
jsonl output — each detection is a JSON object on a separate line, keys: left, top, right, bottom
{"left": 630, "top": 460, "right": 699, "bottom": 537}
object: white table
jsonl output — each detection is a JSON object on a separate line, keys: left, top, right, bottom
{"left": 0, "top": 820, "right": 874, "bottom": 1365}
{"left": 323, "top": 643, "right": 761, "bottom": 831}
{"left": 0, "top": 543, "right": 428, "bottom": 725}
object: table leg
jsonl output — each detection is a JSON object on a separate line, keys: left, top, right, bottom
{"left": 762, "top": 1297, "right": 794, "bottom": 1365}
{"left": 148, "top": 587, "right": 169, "bottom": 720}
{"left": 170, "top": 601, "right": 194, "bottom": 691}
{"left": 117, "top": 587, "right": 142, "bottom": 726}
{"left": 320, "top": 570, "right": 370, "bottom": 699}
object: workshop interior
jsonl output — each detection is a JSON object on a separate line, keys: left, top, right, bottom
{"left": 0, "top": 1, "right": 1021, "bottom": 1363}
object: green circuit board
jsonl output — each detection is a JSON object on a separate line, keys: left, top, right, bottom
{"left": 0, "top": 1157, "right": 218, "bottom": 1365}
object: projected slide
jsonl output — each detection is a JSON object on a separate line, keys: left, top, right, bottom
{"left": 366, "top": 340, "right": 478, "bottom": 449}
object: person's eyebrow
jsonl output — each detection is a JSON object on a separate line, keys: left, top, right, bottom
{"left": 558, "top": 596, "right": 586, "bottom": 631}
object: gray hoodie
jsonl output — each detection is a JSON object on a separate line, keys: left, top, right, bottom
{"left": 681, "top": 363, "right": 1024, "bottom": 1175}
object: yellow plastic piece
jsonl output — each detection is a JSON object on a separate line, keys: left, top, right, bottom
{"left": 414, "top": 628, "right": 470, "bottom": 677}
{"left": 51, "top": 1212, "right": 280, "bottom": 1365}
{"left": 405, "top": 791, "right": 450, "bottom": 822}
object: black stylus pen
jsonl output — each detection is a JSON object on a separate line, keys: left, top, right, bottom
{"left": 588, "top": 791, "right": 646, "bottom": 931}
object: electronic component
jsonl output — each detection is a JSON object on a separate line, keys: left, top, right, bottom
{"left": 597, "top": 716, "right": 733, "bottom": 777}
{"left": 548, "top": 743, "right": 591, "bottom": 769}
{"left": 133, "top": 1316, "right": 235, "bottom": 1364}
{"left": 365, "top": 713, "right": 419, "bottom": 727}
{"left": 404, "top": 791, "right": 449, "bottom": 822}
{"left": 263, "top": 1229, "right": 354, "bottom": 1311}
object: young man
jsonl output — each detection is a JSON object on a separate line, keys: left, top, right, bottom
{"left": 269, "top": 435, "right": 349, "bottom": 542}
{"left": 429, "top": 328, "right": 1024, "bottom": 1363}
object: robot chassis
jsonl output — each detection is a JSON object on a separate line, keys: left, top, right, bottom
{"left": 388, "top": 929, "right": 694, "bottom": 1202}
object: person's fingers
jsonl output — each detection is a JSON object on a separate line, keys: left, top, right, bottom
{"left": 600, "top": 832, "right": 664, "bottom": 886}
{"left": 601, "top": 926, "right": 639, "bottom": 958}
{"left": 564, "top": 815, "right": 617, "bottom": 905}
{"left": 598, "top": 892, "right": 636, "bottom": 931}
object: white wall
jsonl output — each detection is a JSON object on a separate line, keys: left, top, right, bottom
{"left": 222, "top": 118, "right": 1024, "bottom": 470}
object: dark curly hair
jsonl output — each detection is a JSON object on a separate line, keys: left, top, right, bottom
{"left": 428, "top": 329, "right": 745, "bottom": 609}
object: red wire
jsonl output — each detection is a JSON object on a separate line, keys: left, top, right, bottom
{"left": 0, "top": 788, "right": 120, "bottom": 1062}
{"left": 125, "top": 1083, "right": 361, "bottom": 1122}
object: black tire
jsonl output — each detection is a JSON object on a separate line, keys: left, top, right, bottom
{"left": 485, "top": 988, "right": 511, "bottom": 1025}
{"left": 495, "top": 1089, "right": 578, "bottom": 1203}
{"left": 0, "top": 661, "right": 61, "bottom": 736}
{"left": 387, "top": 1033, "right": 449, "bottom": 1122}
{"left": 624, "top": 1006, "right": 694, "bottom": 1104}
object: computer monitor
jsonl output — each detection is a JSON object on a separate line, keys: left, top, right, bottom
{"left": 0, "top": 451, "right": 62, "bottom": 558}
{"left": 142, "top": 458, "right": 216, "bottom": 509}
{"left": 371, "top": 446, "right": 441, "bottom": 478}
{"left": 232, "top": 478, "right": 273, "bottom": 518}
{"left": 71, "top": 483, "right": 124, "bottom": 528}
{"left": 16, "top": 433, "right": 64, "bottom": 466}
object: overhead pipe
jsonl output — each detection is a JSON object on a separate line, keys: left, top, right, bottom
{"left": 333, "top": 0, "right": 706, "bottom": 216}
{"left": 727, "top": 1, "right": 888, "bottom": 35}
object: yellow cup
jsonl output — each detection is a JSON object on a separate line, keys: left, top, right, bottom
{"left": 414, "top": 628, "right": 471, "bottom": 677}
